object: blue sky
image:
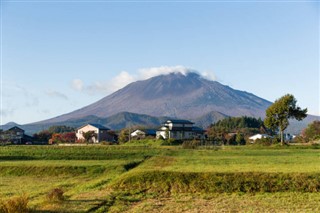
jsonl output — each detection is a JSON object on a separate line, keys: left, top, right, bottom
{"left": 1, "top": 1, "right": 319, "bottom": 125}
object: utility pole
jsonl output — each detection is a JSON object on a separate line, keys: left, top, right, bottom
{"left": 128, "top": 127, "right": 131, "bottom": 143}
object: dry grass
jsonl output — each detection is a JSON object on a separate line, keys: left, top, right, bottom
{"left": 0, "top": 194, "right": 29, "bottom": 213}
{"left": 124, "top": 193, "right": 320, "bottom": 213}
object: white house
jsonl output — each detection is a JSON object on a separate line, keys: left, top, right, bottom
{"left": 130, "top": 129, "right": 156, "bottom": 139}
{"left": 76, "top": 123, "right": 115, "bottom": 143}
{"left": 156, "top": 119, "right": 204, "bottom": 140}
{"left": 249, "top": 134, "right": 271, "bottom": 141}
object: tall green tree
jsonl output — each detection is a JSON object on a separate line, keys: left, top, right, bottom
{"left": 264, "top": 94, "right": 307, "bottom": 145}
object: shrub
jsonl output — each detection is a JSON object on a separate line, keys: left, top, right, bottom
{"left": 0, "top": 194, "right": 29, "bottom": 213}
{"left": 182, "top": 140, "right": 200, "bottom": 149}
{"left": 47, "top": 188, "right": 65, "bottom": 202}
{"left": 254, "top": 137, "right": 274, "bottom": 146}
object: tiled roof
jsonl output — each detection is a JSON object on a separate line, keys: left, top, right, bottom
{"left": 88, "top": 123, "right": 110, "bottom": 130}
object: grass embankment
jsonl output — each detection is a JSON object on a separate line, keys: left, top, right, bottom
{"left": 0, "top": 145, "right": 319, "bottom": 212}
{"left": 110, "top": 148, "right": 320, "bottom": 193}
{"left": 0, "top": 145, "right": 163, "bottom": 212}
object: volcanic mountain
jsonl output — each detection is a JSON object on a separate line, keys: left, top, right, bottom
{"left": 38, "top": 72, "right": 271, "bottom": 124}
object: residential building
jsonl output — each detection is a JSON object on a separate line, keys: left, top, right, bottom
{"left": 130, "top": 129, "right": 157, "bottom": 139}
{"left": 249, "top": 134, "right": 271, "bottom": 141}
{"left": 156, "top": 119, "right": 204, "bottom": 140}
{"left": 76, "top": 123, "right": 116, "bottom": 143}
{"left": 0, "top": 126, "right": 33, "bottom": 144}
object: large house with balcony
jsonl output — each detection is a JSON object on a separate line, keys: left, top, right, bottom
{"left": 76, "top": 123, "right": 116, "bottom": 143}
{"left": 156, "top": 119, "right": 205, "bottom": 140}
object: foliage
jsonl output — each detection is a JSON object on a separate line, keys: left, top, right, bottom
{"left": 235, "top": 133, "right": 246, "bottom": 145}
{"left": 211, "top": 116, "right": 264, "bottom": 130}
{"left": 47, "top": 125, "right": 75, "bottom": 134}
{"left": 33, "top": 125, "right": 75, "bottom": 143}
{"left": 33, "top": 130, "right": 52, "bottom": 142}
{"left": 49, "top": 132, "right": 76, "bottom": 144}
{"left": 0, "top": 194, "right": 29, "bottom": 213}
{"left": 82, "top": 131, "right": 97, "bottom": 143}
{"left": 301, "top": 120, "right": 320, "bottom": 142}
{"left": 118, "top": 128, "right": 130, "bottom": 144}
{"left": 253, "top": 137, "right": 274, "bottom": 146}
{"left": 207, "top": 116, "right": 267, "bottom": 145}
{"left": 264, "top": 94, "right": 307, "bottom": 145}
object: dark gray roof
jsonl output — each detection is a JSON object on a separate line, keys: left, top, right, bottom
{"left": 192, "top": 126, "right": 205, "bottom": 133}
{"left": 7, "top": 126, "right": 25, "bottom": 132}
{"left": 166, "top": 119, "right": 194, "bottom": 124}
{"left": 144, "top": 129, "right": 157, "bottom": 135}
{"left": 88, "top": 123, "right": 110, "bottom": 130}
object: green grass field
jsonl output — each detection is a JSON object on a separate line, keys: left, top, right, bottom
{"left": 0, "top": 144, "right": 319, "bottom": 212}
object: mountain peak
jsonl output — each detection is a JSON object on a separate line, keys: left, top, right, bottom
{"left": 36, "top": 72, "right": 271, "bottom": 124}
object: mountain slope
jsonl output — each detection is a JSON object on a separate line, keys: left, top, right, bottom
{"left": 193, "top": 111, "right": 229, "bottom": 129}
{"left": 36, "top": 72, "right": 272, "bottom": 124}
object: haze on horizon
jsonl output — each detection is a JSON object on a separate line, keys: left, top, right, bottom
{"left": 1, "top": 1, "right": 319, "bottom": 125}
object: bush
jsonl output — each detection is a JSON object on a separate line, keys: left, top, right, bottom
{"left": 47, "top": 188, "right": 65, "bottom": 202}
{"left": 253, "top": 137, "right": 278, "bottom": 146}
{"left": 0, "top": 194, "right": 29, "bottom": 213}
{"left": 182, "top": 140, "right": 200, "bottom": 149}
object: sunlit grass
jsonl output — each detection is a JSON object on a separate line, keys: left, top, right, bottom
{"left": 0, "top": 145, "right": 319, "bottom": 212}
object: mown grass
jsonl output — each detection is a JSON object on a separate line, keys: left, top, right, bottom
{"left": 0, "top": 145, "right": 319, "bottom": 212}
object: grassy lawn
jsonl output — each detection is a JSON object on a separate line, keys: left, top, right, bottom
{"left": 0, "top": 144, "right": 319, "bottom": 212}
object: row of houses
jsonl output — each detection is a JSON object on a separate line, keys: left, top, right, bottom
{"left": 2, "top": 120, "right": 296, "bottom": 144}
{"left": 76, "top": 119, "right": 206, "bottom": 143}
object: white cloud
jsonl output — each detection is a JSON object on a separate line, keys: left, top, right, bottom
{"left": 72, "top": 66, "right": 218, "bottom": 95}
{"left": 201, "top": 71, "right": 217, "bottom": 81}
{"left": 71, "top": 79, "right": 84, "bottom": 91}
{"left": 46, "top": 90, "right": 68, "bottom": 100}
{"left": 110, "top": 71, "right": 136, "bottom": 91}
{"left": 138, "top": 65, "right": 194, "bottom": 80}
